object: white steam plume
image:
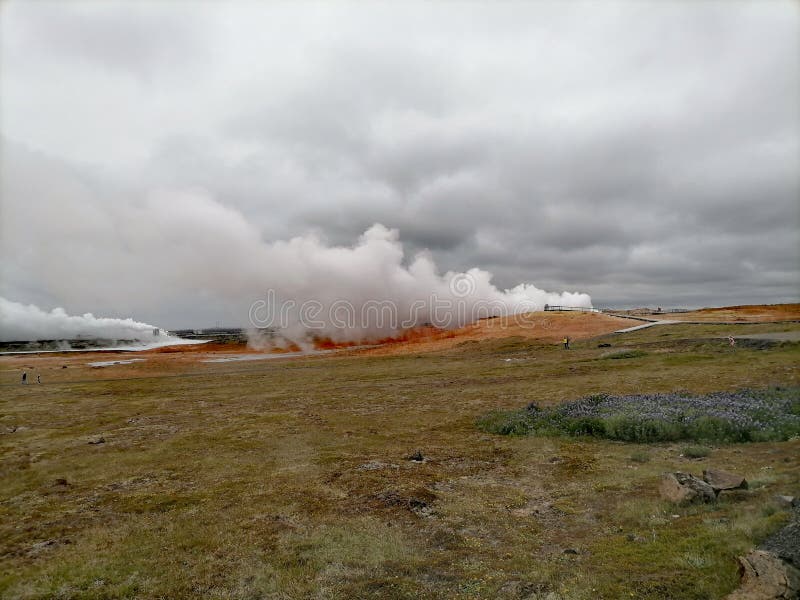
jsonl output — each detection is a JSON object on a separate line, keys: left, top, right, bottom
{"left": 1, "top": 145, "right": 592, "bottom": 342}
{"left": 0, "top": 297, "right": 168, "bottom": 342}
{"left": 246, "top": 224, "right": 591, "bottom": 343}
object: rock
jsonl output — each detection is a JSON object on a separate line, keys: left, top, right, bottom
{"left": 406, "top": 450, "right": 424, "bottom": 462}
{"left": 88, "top": 437, "right": 105, "bottom": 445}
{"left": 597, "top": 343, "right": 612, "bottom": 348}
{"left": 53, "top": 478, "right": 69, "bottom": 487}
{"left": 703, "top": 469, "right": 748, "bottom": 494}
{"left": 773, "top": 496, "right": 798, "bottom": 510}
{"left": 725, "top": 550, "right": 800, "bottom": 599}
{"left": 760, "top": 512, "right": 800, "bottom": 567}
{"left": 562, "top": 548, "right": 579, "bottom": 555}
{"left": 660, "top": 472, "right": 716, "bottom": 504}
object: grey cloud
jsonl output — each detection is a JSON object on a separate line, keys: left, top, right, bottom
{"left": 0, "top": 0, "right": 798, "bottom": 326}
{"left": 5, "top": 1, "right": 208, "bottom": 82}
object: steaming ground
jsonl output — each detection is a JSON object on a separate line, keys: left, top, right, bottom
{"left": 0, "top": 297, "right": 199, "bottom": 350}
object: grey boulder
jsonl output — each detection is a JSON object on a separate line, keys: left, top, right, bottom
{"left": 660, "top": 472, "right": 716, "bottom": 504}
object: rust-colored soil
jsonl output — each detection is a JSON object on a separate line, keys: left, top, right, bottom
{"left": 345, "top": 311, "right": 631, "bottom": 356}
{"left": 652, "top": 303, "right": 800, "bottom": 323}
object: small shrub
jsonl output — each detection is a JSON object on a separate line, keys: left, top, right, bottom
{"left": 629, "top": 450, "right": 651, "bottom": 463}
{"left": 681, "top": 445, "right": 711, "bottom": 459}
{"left": 475, "top": 410, "right": 531, "bottom": 436}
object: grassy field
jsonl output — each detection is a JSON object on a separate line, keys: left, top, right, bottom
{"left": 1, "top": 322, "right": 799, "bottom": 599}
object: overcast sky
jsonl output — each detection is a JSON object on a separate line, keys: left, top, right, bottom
{"left": 1, "top": 1, "right": 798, "bottom": 328}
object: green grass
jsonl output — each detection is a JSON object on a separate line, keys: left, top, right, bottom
{"left": 0, "top": 321, "right": 798, "bottom": 598}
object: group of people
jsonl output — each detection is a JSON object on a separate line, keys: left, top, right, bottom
{"left": 21, "top": 372, "right": 41, "bottom": 384}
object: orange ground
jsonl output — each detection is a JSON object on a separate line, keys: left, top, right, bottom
{"left": 649, "top": 303, "right": 800, "bottom": 323}
{"left": 343, "top": 311, "right": 630, "bottom": 356}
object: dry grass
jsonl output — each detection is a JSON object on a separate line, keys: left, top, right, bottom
{"left": 1, "top": 315, "right": 799, "bottom": 599}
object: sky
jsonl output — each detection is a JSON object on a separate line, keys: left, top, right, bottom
{"left": 1, "top": 0, "right": 798, "bottom": 330}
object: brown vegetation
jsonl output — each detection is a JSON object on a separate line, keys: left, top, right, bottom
{"left": 1, "top": 306, "right": 798, "bottom": 598}
{"left": 653, "top": 304, "right": 800, "bottom": 323}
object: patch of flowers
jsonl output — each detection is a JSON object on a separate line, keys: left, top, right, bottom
{"left": 478, "top": 387, "right": 800, "bottom": 443}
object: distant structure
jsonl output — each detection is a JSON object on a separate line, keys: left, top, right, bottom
{"left": 544, "top": 305, "right": 599, "bottom": 313}
{"left": 153, "top": 328, "right": 161, "bottom": 336}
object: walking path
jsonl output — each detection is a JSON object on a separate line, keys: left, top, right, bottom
{"left": 613, "top": 320, "right": 679, "bottom": 333}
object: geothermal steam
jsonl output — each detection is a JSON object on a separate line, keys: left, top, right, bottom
{"left": 248, "top": 224, "right": 591, "bottom": 344}
{"left": 0, "top": 297, "right": 168, "bottom": 343}
{"left": 2, "top": 160, "right": 591, "bottom": 343}
{"left": 1, "top": 222, "right": 591, "bottom": 344}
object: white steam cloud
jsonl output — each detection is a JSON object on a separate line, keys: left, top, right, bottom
{"left": 246, "top": 224, "right": 591, "bottom": 343}
{"left": 1, "top": 145, "right": 591, "bottom": 343}
{"left": 0, "top": 297, "right": 167, "bottom": 343}
{"left": 2, "top": 221, "right": 591, "bottom": 343}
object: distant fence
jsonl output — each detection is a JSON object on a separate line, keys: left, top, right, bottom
{"left": 544, "top": 305, "right": 600, "bottom": 313}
